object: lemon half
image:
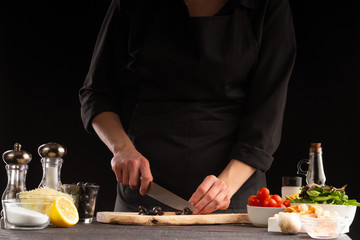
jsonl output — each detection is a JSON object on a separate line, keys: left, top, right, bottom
{"left": 50, "top": 196, "right": 79, "bottom": 227}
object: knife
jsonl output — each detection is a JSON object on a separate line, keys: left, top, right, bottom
{"left": 146, "top": 181, "right": 197, "bottom": 212}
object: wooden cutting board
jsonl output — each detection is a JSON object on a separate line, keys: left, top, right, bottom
{"left": 96, "top": 212, "right": 250, "bottom": 225}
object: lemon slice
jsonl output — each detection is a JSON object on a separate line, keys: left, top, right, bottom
{"left": 50, "top": 196, "right": 79, "bottom": 227}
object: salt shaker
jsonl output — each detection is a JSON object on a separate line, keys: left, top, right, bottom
{"left": 38, "top": 142, "right": 66, "bottom": 192}
{"left": 1, "top": 143, "right": 32, "bottom": 229}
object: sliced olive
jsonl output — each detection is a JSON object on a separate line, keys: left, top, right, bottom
{"left": 138, "top": 205, "right": 148, "bottom": 215}
{"left": 183, "top": 207, "right": 193, "bottom": 215}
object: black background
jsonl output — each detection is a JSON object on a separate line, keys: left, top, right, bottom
{"left": 0, "top": 0, "right": 359, "bottom": 238}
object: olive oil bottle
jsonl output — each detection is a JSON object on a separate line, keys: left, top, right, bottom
{"left": 297, "top": 143, "right": 326, "bottom": 186}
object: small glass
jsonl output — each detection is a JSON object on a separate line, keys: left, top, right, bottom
{"left": 2, "top": 198, "right": 52, "bottom": 230}
{"left": 281, "top": 176, "right": 302, "bottom": 200}
{"left": 77, "top": 183, "right": 100, "bottom": 223}
{"left": 63, "top": 184, "right": 81, "bottom": 208}
{"left": 300, "top": 215, "right": 348, "bottom": 239}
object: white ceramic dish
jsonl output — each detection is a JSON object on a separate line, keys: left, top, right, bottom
{"left": 247, "top": 205, "right": 285, "bottom": 227}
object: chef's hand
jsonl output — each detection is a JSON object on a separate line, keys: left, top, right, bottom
{"left": 111, "top": 145, "right": 153, "bottom": 195}
{"left": 189, "top": 160, "right": 256, "bottom": 214}
{"left": 92, "top": 112, "right": 153, "bottom": 196}
{"left": 188, "top": 175, "right": 231, "bottom": 214}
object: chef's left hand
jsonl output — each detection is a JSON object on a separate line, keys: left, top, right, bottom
{"left": 188, "top": 175, "right": 230, "bottom": 214}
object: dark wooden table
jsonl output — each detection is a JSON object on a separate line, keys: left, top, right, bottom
{"left": 0, "top": 221, "right": 352, "bottom": 240}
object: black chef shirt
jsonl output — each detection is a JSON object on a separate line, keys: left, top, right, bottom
{"left": 79, "top": 0, "right": 296, "bottom": 212}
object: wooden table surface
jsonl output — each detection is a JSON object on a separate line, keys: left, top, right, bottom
{"left": 0, "top": 220, "right": 352, "bottom": 240}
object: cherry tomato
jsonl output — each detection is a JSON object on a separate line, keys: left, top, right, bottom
{"left": 277, "top": 203, "right": 286, "bottom": 208}
{"left": 271, "top": 194, "right": 282, "bottom": 205}
{"left": 257, "top": 187, "right": 270, "bottom": 202}
{"left": 263, "top": 197, "right": 277, "bottom": 208}
{"left": 283, "top": 198, "right": 291, "bottom": 208}
{"left": 248, "top": 195, "right": 256, "bottom": 205}
{"left": 249, "top": 196, "right": 262, "bottom": 206}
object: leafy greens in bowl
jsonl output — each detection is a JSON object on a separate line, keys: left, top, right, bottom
{"left": 290, "top": 184, "right": 360, "bottom": 206}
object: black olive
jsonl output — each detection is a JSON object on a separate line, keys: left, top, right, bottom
{"left": 175, "top": 210, "right": 183, "bottom": 215}
{"left": 138, "top": 206, "right": 164, "bottom": 215}
{"left": 152, "top": 206, "right": 162, "bottom": 213}
{"left": 153, "top": 206, "right": 164, "bottom": 215}
{"left": 183, "top": 207, "right": 193, "bottom": 215}
{"left": 79, "top": 194, "right": 89, "bottom": 202}
{"left": 138, "top": 205, "right": 148, "bottom": 215}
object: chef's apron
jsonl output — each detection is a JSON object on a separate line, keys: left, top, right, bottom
{"left": 115, "top": 1, "right": 266, "bottom": 213}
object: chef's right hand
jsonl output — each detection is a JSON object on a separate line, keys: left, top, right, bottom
{"left": 111, "top": 145, "right": 153, "bottom": 195}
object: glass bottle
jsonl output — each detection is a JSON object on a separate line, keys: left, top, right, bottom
{"left": 1, "top": 143, "right": 32, "bottom": 229}
{"left": 38, "top": 143, "right": 66, "bottom": 192}
{"left": 297, "top": 143, "right": 326, "bottom": 186}
{"left": 281, "top": 176, "right": 302, "bottom": 200}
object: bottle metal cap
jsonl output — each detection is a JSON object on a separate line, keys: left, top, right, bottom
{"left": 38, "top": 142, "right": 67, "bottom": 158}
{"left": 2, "top": 143, "right": 32, "bottom": 165}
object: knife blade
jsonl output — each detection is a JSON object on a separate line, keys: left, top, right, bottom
{"left": 146, "top": 181, "right": 197, "bottom": 212}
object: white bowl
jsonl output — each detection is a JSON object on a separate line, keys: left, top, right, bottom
{"left": 247, "top": 205, "right": 285, "bottom": 227}
{"left": 291, "top": 203, "right": 357, "bottom": 227}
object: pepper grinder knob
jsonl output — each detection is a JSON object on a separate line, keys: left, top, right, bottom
{"left": 2, "top": 143, "right": 32, "bottom": 165}
{"left": 38, "top": 142, "right": 67, "bottom": 158}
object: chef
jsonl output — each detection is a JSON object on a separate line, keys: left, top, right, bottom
{"left": 79, "top": 0, "right": 296, "bottom": 214}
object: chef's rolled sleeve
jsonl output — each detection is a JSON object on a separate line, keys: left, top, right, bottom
{"left": 79, "top": 0, "right": 129, "bottom": 133}
{"left": 229, "top": 0, "right": 296, "bottom": 172}
{"left": 80, "top": 90, "right": 121, "bottom": 133}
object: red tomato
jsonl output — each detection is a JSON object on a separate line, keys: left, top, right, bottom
{"left": 283, "top": 198, "right": 291, "bottom": 207}
{"left": 249, "top": 196, "right": 262, "bottom": 206}
{"left": 277, "top": 203, "right": 286, "bottom": 208}
{"left": 263, "top": 197, "right": 277, "bottom": 207}
{"left": 271, "top": 194, "right": 282, "bottom": 205}
{"left": 257, "top": 187, "right": 270, "bottom": 202}
{"left": 248, "top": 195, "right": 256, "bottom": 205}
